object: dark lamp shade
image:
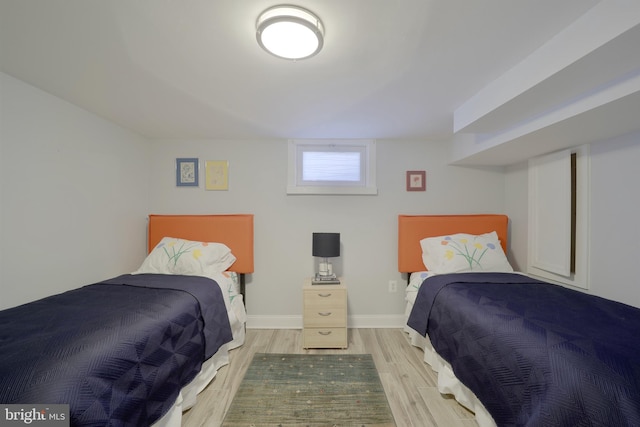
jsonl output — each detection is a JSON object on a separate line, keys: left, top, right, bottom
{"left": 312, "top": 233, "right": 340, "bottom": 257}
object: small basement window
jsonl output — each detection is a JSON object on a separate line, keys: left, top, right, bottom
{"left": 287, "top": 139, "right": 377, "bottom": 195}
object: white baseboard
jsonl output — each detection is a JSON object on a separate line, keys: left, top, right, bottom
{"left": 246, "top": 314, "right": 406, "bottom": 329}
{"left": 349, "top": 314, "right": 406, "bottom": 328}
{"left": 246, "top": 315, "right": 300, "bottom": 329}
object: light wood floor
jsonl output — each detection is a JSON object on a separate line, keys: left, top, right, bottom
{"left": 181, "top": 328, "right": 479, "bottom": 427}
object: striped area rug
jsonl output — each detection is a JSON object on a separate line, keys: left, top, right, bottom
{"left": 223, "top": 353, "right": 396, "bottom": 426}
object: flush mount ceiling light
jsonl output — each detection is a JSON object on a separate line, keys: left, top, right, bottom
{"left": 256, "top": 5, "right": 324, "bottom": 60}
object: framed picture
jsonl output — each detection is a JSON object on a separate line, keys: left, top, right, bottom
{"left": 205, "top": 160, "right": 229, "bottom": 190}
{"left": 176, "top": 158, "right": 199, "bottom": 187}
{"left": 406, "top": 170, "right": 426, "bottom": 191}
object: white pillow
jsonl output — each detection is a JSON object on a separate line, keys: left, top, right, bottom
{"left": 134, "top": 237, "right": 236, "bottom": 276}
{"left": 420, "top": 231, "right": 513, "bottom": 274}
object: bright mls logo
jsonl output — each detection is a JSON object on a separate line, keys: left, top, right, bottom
{"left": 1, "top": 405, "right": 69, "bottom": 426}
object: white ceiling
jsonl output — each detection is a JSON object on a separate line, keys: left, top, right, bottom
{"left": 2, "top": 1, "right": 638, "bottom": 166}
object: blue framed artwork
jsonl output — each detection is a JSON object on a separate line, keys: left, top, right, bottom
{"left": 176, "top": 158, "right": 199, "bottom": 187}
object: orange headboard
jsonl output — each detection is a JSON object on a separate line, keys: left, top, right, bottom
{"left": 398, "top": 214, "right": 509, "bottom": 273}
{"left": 148, "top": 214, "right": 254, "bottom": 273}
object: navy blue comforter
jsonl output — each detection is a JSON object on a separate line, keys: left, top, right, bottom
{"left": 407, "top": 272, "right": 640, "bottom": 427}
{"left": 0, "top": 274, "right": 233, "bottom": 426}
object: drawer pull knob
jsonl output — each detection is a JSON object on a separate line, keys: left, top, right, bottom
{"left": 319, "top": 331, "right": 332, "bottom": 336}
{"left": 318, "top": 312, "right": 332, "bottom": 316}
{"left": 318, "top": 293, "right": 332, "bottom": 297}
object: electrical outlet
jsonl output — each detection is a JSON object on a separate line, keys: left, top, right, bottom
{"left": 388, "top": 280, "right": 398, "bottom": 293}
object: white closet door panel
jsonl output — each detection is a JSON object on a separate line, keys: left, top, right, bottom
{"left": 528, "top": 149, "right": 571, "bottom": 277}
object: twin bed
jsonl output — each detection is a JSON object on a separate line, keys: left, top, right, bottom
{"left": 0, "top": 214, "right": 253, "bottom": 427}
{"left": 400, "top": 214, "right": 640, "bottom": 427}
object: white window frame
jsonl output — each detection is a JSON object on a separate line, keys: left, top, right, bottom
{"left": 527, "top": 144, "right": 590, "bottom": 289}
{"left": 287, "top": 139, "right": 377, "bottom": 195}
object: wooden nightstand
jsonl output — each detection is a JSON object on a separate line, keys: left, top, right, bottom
{"left": 302, "top": 280, "right": 348, "bottom": 349}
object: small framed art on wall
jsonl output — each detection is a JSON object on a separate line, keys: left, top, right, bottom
{"left": 176, "top": 158, "right": 199, "bottom": 187}
{"left": 205, "top": 160, "right": 229, "bottom": 190}
{"left": 406, "top": 170, "right": 426, "bottom": 191}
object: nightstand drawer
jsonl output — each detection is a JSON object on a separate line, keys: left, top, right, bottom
{"left": 303, "top": 328, "right": 347, "bottom": 349}
{"left": 303, "top": 289, "right": 346, "bottom": 308}
{"left": 303, "top": 307, "right": 347, "bottom": 327}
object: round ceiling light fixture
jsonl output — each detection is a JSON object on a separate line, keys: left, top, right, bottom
{"left": 256, "top": 5, "right": 324, "bottom": 60}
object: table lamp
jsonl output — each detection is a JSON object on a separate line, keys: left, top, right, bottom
{"left": 312, "top": 232, "right": 340, "bottom": 283}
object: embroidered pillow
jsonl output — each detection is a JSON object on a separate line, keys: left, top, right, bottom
{"left": 134, "top": 237, "right": 236, "bottom": 276}
{"left": 420, "top": 231, "right": 513, "bottom": 274}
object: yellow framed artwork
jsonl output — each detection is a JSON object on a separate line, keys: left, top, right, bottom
{"left": 205, "top": 160, "right": 229, "bottom": 190}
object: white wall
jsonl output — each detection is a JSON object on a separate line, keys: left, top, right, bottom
{"left": 7, "top": 68, "right": 638, "bottom": 324}
{"left": 0, "top": 72, "right": 507, "bottom": 323}
{"left": 589, "top": 132, "right": 640, "bottom": 306}
{"left": 0, "top": 72, "right": 150, "bottom": 309}
{"left": 6, "top": 69, "right": 638, "bottom": 322}
{"left": 147, "top": 138, "right": 506, "bottom": 327}
{"left": 503, "top": 161, "right": 528, "bottom": 271}
{"left": 504, "top": 131, "right": 640, "bottom": 308}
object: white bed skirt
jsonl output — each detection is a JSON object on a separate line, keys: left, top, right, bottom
{"left": 152, "top": 342, "right": 232, "bottom": 427}
{"left": 404, "top": 281, "right": 497, "bottom": 427}
{"left": 153, "top": 292, "right": 247, "bottom": 427}
{"left": 404, "top": 327, "right": 497, "bottom": 427}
